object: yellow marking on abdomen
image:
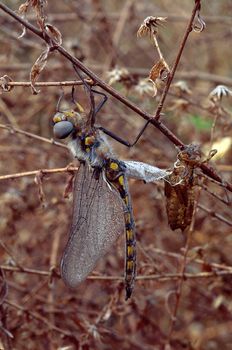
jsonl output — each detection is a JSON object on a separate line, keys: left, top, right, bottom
{"left": 124, "top": 212, "right": 131, "bottom": 225}
{"left": 127, "top": 260, "right": 134, "bottom": 272}
{"left": 118, "top": 175, "right": 124, "bottom": 186}
{"left": 127, "top": 245, "right": 134, "bottom": 258}
{"left": 126, "top": 229, "right": 134, "bottom": 241}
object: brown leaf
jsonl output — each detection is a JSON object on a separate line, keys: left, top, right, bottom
{"left": 0, "top": 75, "right": 13, "bottom": 93}
{"left": 30, "top": 46, "right": 50, "bottom": 94}
{"left": 148, "top": 58, "right": 170, "bottom": 96}
{"left": 18, "top": 1, "right": 30, "bottom": 15}
{"left": 149, "top": 58, "right": 170, "bottom": 83}
{"left": 164, "top": 144, "right": 202, "bottom": 231}
{"left": 45, "top": 23, "right": 62, "bottom": 46}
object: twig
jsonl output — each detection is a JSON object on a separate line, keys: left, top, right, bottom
{"left": 0, "top": 265, "right": 51, "bottom": 276}
{"left": 0, "top": 98, "right": 18, "bottom": 127}
{"left": 1, "top": 11, "right": 232, "bottom": 24}
{"left": 166, "top": 187, "right": 200, "bottom": 344}
{"left": 0, "top": 240, "right": 24, "bottom": 270}
{"left": 102, "top": 0, "right": 134, "bottom": 77}
{"left": 2, "top": 61, "right": 232, "bottom": 86}
{"left": 1, "top": 264, "right": 232, "bottom": 282}
{"left": 4, "top": 79, "right": 93, "bottom": 88}
{"left": 0, "top": 2, "right": 230, "bottom": 192}
{"left": 154, "top": 0, "right": 202, "bottom": 121}
{"left": 0, "top": 124, "right": 67, "bottom": 149}
{"left": 4, "top": 299, "right": 76, "bottom": 339}
{"left": 152, "top": 248, "right": 232, "bottom": 272}
{"left": 198, "top": 203, "right": 232, "bottom": 226}
{"left": 0, "top": 166, "right": 78, "bottom": 181}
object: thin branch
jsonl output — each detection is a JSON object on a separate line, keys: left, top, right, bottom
{"left": 0, "top": 166, "right": 78, "bottom": 181}
{"left": 4, "top": 299, "right": 76, "bottom": 339}
{"left": 0, "top": 2, "right": 230, "bottom": 192}
{"left": 198, "top": 203, "right": 232, "bottom": 226}
{"left": 166, "top": 189, "right": 199, "bottom": 344}
{"left": 2, "top": 11, "right": 232, "bottom": 24}
{"left": 0, "top": 265, "right": 51, "bottom": 276}
{"left": 0, "top": 124, "right": 67, "bottom": 149}
{"left": 152, "top": 248, "right": 232, "bottom": 272}
{"left": 154, "top": 0, "right": 202, "bottom": 121}
{"left": 2, "top": 62, "right": 232, "bottom": 86}
{"left": 1, "top": 265, "right": 232, "bottom": 282}
{"left": 4, "top": 79, "right": 92, "bottom": 88}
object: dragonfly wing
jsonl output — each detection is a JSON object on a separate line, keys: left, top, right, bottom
{"left": 61, "top": 163, "right": 125, "bottom": 288}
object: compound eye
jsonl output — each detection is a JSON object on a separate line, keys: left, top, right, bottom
{"left": 53, "top": 121, "right": 74, "bottom": 139}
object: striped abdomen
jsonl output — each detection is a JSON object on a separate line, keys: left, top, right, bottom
{"left": 105, "top": 159, "right": 136, "bottom": 300}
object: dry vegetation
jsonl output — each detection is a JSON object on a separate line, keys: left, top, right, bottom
{"left": 0, "top": 1, "right": 232, "bottom": 349}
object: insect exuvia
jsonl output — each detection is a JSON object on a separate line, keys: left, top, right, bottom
{"left": 53, "top": 77, "right": 169, "bottom": 299}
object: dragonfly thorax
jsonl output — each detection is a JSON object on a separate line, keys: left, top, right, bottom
{"left": 68, "top": 129, "right": 114, "bottom": 168}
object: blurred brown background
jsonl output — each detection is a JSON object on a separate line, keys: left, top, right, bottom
{"left": 0, "top": 1, "right": 231, "bottom": 349}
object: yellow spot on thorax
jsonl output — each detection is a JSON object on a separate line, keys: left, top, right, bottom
{"left": 110, "top": 162, "right": 119, "bottom": 170}
{"left": 85, "top": 136, "right": 95, "bottom": 145}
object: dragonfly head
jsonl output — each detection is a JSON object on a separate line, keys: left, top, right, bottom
{"left": 53, "top": 110, "right": 86, "bottom": 139}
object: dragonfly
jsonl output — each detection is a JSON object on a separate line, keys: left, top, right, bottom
{"left": 53, "top": 70, "right": 168, "bottom": 299}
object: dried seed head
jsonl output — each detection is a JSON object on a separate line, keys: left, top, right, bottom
{"left": 134, "top": 78, "right": 154, "bottom": 96}
{"left": 209, "top": 85, "right": 232, "bottom": 102}
{"left": 137, "top": 16, "right": 167, "bottom": 37}
{"left": 107, "top": 67, "right": 137, "bottom": 89}
{"left": 107, "top": 67, "right": 130, "bottom": 85}
{"left": 171, "top": 81, "right": 192, "bottom": 95}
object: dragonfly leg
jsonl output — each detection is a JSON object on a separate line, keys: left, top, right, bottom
{"left": 98, "top": 118, "right": 152, "bottom": 148}
{"left": 56, "top": 88, "right": 64, "bottom": 112}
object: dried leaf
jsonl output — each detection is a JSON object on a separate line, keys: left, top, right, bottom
{"left": 149, "top": 59, "right": 170, "bottom": 83}
{"left": 18, "top": 1, "right": 30, "bottom": 15}
{"left": 18, "top": 1, "right": 30, "bottom": 38}
{"left": 45, "top": 24, "right": 62, "bottom": 45}
{"left": 164, "top": 144, "right": 202, "bottom": 231}
{"left": 0, "top": 75, "right": 13, "bottom": 93}
{"left": 18, "top": 0, "right": 47, "bottom": 32}
{"left": 149, "top": 58, "right": 170, "bottom": 96}
{"left": 30, "top": 46, "right": 50, "bottom": 94}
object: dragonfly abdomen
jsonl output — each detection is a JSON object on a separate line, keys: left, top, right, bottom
{"left": 105, "top": 160, "right": 136, "bottom": 300}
